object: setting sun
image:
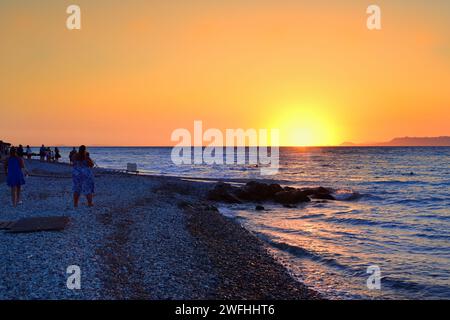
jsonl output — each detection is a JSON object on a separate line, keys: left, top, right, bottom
{"left": 271, "top": 105, "right": 340, "bottom": 146}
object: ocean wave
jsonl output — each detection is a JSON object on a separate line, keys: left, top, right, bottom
{"left": 362, "top": 194, "right": 386, "bottom": 201}
{"left": 381, "top": 277, "right": 450, "bottom": 297}
{"left": 265, "top": 239, "right": 350, "bottom": 271}
{"left": 293, "top": 213, "right": 327, "bottom": 220}
{"left": 381, "top": 277, "right": 428, "bottom": 291}
{"left": 392, "top": 197, "right": 448, "bottom": 205}
{"left": 413, "top": 233, "right": 450, "bottom": 241}
{"left": 334, "top": 209, "right": 362, "bottom": 215}
{"left": 371, "top": 180, "right": 425, "bottom": 185}
{"left": 333, "top": 190, "right": 363, "bottom": 201}
{"left": 323, "top": 216, "right": 414, "bottom": 230}
{"left": 257, "top": 225, "right": 313, "bottom": 237}
{"left": 415, "top": 214, "right": 450, "bottom": 222}
{"left": 324, "top": 216, "right": 379, "bottom": 226}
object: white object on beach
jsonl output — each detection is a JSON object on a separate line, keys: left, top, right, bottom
{"left": 126, "top": 163, "right": 138, "bottom": 173}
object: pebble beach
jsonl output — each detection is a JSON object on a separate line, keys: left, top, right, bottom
{"left": 0, "top": 160, "right": 318, "bottom": 300}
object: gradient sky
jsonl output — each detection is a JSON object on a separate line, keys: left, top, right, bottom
{"left": 1, "top": 0, "right": 449, "bottom": 146}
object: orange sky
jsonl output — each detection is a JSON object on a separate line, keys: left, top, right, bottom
{"left": 1, "top": 0, "right": 449, "bottom": 146}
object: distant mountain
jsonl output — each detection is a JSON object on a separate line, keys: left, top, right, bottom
{"left": 341, "top": 136, "right": 450, "bottom": 147}
{"left": 380, "top": 136, "right": 450, "bottom": 146}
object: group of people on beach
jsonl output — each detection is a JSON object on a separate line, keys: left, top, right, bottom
{"left": 2, "top": 144, "right": 32, "bottom": 160}
{"left": 3, "top": 144, "right": 63, "bottom": 162}
{"left": 38, "top": 145, "right": 62, "bottom": 162}
{"left": 2, "top": 145, "right": 95, "bottom": 208}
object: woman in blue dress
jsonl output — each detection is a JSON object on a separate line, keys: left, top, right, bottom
{"left": 4, "top": 147, "right": 27, "bottom": 207}
{"left": 72, "top": 145, "right": 95, "bottom": 207}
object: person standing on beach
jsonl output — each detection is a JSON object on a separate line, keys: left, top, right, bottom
{"left": 26, "top": 145, "right": 32, "bottom": 160}
{"left": 4, "top": 147, "right": 28, "bottom": 207}
{"left": 17, "top": 145, "right": 24, "bottom": 158}
{"left": 54, "top": 147, "right": 61, "bottom": 163}
{"left": 39, "top": 145, "right": 46, "bottom": 162}
{"left": 46, "top": 147, "right": 53, "bottom": 162}
{"left": 69, "top": 147, "right": 77, "bottom": 165}
{"left": 72, "top": 145, "right": 95, "bottom": 207}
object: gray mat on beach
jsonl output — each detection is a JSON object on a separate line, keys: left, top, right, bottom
{"left": 7, "top": 216, "right": 70, "bottom": 233}
{"left": 0, "top": 221, "right": 16, "bottom": 230}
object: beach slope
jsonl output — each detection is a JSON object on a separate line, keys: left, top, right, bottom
{"left": 0, "top": 160, "right": 317, "bottom": 299}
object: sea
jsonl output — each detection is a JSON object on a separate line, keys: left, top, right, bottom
{"left": 52, "top": 146, "right": 450, "bottom": 299}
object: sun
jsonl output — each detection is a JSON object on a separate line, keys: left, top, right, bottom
{"left": 289, "top": 126, "right": 319, "bottom": 147}
{"left": 270, "top": 104, "right": 340, "bottom": 146}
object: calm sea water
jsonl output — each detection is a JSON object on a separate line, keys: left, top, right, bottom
{"left": 53, "top": 146, "right": 450, "bottom": 299}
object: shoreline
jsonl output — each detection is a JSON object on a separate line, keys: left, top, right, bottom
{"left": 4, "top": 158, "right": 292, "bottom": 185}
{"left": 0, "top": 159, "right": 319, "bottom": 299}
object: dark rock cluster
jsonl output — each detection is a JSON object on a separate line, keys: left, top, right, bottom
{"left": 208, "top": 181, "right": 335, "bottom": 207}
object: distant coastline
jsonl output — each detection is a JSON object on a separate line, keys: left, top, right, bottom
{"left": 341, "top": 136, "right": 450, "bottom": 147}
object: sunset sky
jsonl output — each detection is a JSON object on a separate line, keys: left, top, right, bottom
{"left": 1, "top": 0, "right": 449, "bottom": 146}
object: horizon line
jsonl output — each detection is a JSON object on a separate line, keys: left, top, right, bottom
{"left": 19, "top": 144, "right": 450, "bottom": 148}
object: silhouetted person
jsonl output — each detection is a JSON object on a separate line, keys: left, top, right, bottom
{"left": 39, "top": 145, "right": 46, "bottom": 161}
{"left": 26, "top": 145, "right": 32, "bottom": 160}
{"left": 17, "top": 145, "right": 24, "bottom": 158}
{"left": 54, "top": 147, "right": 61, "bottom": 163}
{"left": 72, "top": 145, "right": 95, "bottom": 207}
{"left": 4, "top": 147, "right": 28, "bottom": 207}
{"left": 46, "top": 147, "right": 53, "bottom": 162}
{"left": 69, "top": 147, "right": 77, "bottom": 165}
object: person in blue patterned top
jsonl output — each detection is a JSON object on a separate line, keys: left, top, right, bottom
{"left": 72, "top": 145, "right": 95, "bottom": 208}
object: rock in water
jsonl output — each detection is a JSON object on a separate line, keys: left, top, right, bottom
{"left": 301, "top": 187, "right": 335, "bottom": 200}
{"left": 273, "top": 190, "right": 311, "bottom": 205}
{"left": 207, "top": 182, "right": 242, "bottom": 204}
{"left": 269, "top": 183, "right": 283, "bottom": 195}
{"left": 235, "top": 181, "right": 282, "bottom": 202}
{"left": 255, "top": 205, "right": 265, "bottom": 211}
{"left": 310, "top": 193, "right": 335, "bottom": 200}
{"left": 207, "top": 181, "right": 335, "bottom": 205}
